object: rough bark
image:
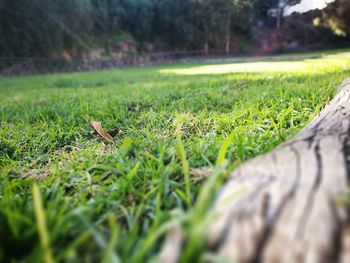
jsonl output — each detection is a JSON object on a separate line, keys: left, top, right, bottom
{"left": 160, "top": 78, "right": 350, "bottom": 263}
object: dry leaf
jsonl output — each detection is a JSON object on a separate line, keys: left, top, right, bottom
{"left": 158, "top": 225, "right": 184, "bottom": 263}
{"left": 190, "top": 167, "right": 213, "bottom": 183}
{"left": 89, "top": 121, "right": 114, "bottom": 144}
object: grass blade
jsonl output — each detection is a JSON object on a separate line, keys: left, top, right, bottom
{"left": 176, "top": 126, "right": 191, "bottom": 206}
{"left": 32, "top": 184, "right": 55, "bottom": 263}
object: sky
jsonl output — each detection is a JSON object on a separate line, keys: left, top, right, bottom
{"left": 285, "top": 0, "right": 335, "bottom": 15}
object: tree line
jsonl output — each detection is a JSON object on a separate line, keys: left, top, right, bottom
{"left": 0, "top": 0, "right": 348, "bottom": 58}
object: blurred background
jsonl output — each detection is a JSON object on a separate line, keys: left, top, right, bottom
{"left": 1, "top": 0, "right": 349, "bottom": 75}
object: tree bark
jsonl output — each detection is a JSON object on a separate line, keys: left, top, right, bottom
{"left": 225, "top": 17, "right": 231, "bottom": 55}
{"left": 276, "top": 7, "right": 281, "bottom": 29}
{"left": 160, "top": 78, "right": 350, "bottom": 263}
{"left": 225, "top": 32, "right": 230, "bottom": 54}
{"left": 204, "top": 42, "right": 209, "bottom": 56}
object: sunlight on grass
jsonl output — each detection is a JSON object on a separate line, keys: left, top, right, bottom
{"left": 160, "top": 53, "right": 350, "bottom": 76}
{"left": 1, "top": 49, "right": 350, "bottom": 262}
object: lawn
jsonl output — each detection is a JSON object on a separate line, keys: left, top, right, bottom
{"left": 1, "top": 50, "right": 350, "bottom": 262}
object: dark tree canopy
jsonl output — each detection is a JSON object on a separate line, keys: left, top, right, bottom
{"left": 0, "top": 0, "right": 347, "bottom": 58}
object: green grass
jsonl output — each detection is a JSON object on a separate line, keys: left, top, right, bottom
{"left": 1, "top": 50, "right": 350, "bottom": 262}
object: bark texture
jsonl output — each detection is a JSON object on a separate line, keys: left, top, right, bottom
{"left": 161, "top": 78, "right": 350, "bottom": 263}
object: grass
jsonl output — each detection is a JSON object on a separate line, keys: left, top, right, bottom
{"left": 1, "top": 50, "right": 350, "bottom": 262}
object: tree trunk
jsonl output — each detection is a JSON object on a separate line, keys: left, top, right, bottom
{"left": 225, "top": 17, "right": 231, "bottom": 54}
{"left": 204, "top": 42, "right": 209, "bottom": 56}
{"left": 277, "top": 6, "right": 286, "bottom": 29}
{"left": 160, "top": 78, "right": 350, "bottom": 263}
{"left": 225, "top": 33, "right": 230, "bottom": 54}
{"left": 276, "top": 7, "right": 281, "bottom": 29}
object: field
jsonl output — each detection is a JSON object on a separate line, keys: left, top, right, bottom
{"left": 1, "top": 50, "right": 350, "bottom": 262}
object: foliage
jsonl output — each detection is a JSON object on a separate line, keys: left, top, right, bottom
{"left": 319, "top": 0, "right": 350, "bottom": 37}
{"left": 275, "top": 10, "right": 345, "bottom": 51}
{"left": 0, "top": 0, "right": 93, "bottom": 57}
{"left": 1, "top": 50, "right": 350, "bottom": 262}
{"left": 1, "top": 0, "right": 348, "bottom": 58}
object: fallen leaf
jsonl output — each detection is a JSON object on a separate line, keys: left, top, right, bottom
{"left": 158, "top": 225, "right": 184, "bottom": 263}
{"left": 89, "top": 121, "right": 114, "bottom": 144}
{"left": 190, "top": 167, "right": 213, "bottom": 183}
